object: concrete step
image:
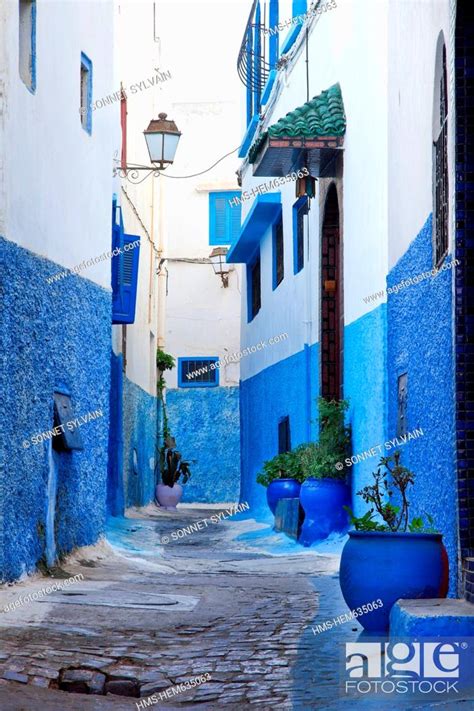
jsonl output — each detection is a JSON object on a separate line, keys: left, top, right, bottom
{"left": 390, "top": 598, "right": 474, "bottom": 638}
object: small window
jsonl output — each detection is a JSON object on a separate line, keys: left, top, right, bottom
{"left": 278, "top": 416, "right": 291, "bottom": 454}
{"left": 19, "top": 0, "right": 36, "bottom": 92}
{"left": 80, "top": 52, "right": 93, "bottom": 134}
{"left": 178, "top": 357, "right": 219, "bottom": 387}
{"left": 209, "top": 192, "right": 242, "bottom": 246}
{"left": 247, "top": 253, "right": 261, "bottom": 322}
{"left": 433, "top": 42, "right": 448, "bottom": 266}
{"left": 397, "top": 373, "right": 408, "bottom": 438}
{"left": 293, "top": 197, "right": 308, "bottom": 274}
{"left": 273, "top": 217, "right": 284, "bottom": 289}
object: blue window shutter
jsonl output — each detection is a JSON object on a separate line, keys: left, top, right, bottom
{"left": 229, "top": 197, "right": 242, "bottom": 243}
{"left": 209, "top": 191, "right": 241, "bottom": 245}
{"left": 214, "top": 196, "right": 227, "bottom": 242}
{"left": 111, "top": 202, "right": 140, "bottom": 324}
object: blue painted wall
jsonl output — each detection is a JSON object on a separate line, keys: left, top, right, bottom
{"left": 0, "top": 236, "right": 111, "bottom": 582}
{"left": 165, "top": 386, "right": 241, "bottom": 503}
{"left": 240, "top": 344, "right": 319, "bottom": 519}
{"left": 122, "top": 375, "right": 157, "bottom": 508}
{"left": 107, "top": 351, "right": 124, "bottom": 516}
{"left": 344, "top": 304, "right": 388, "bottom": 515}
{"left": 386, "top": 214, "right": 457, "bottom": 594}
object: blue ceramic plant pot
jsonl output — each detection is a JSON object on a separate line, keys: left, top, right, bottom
{"left": 339, "top": 531, "right": 447, "bottom": 631}
{"left": 299, "top": 477, "right": 350, "bottom": 546}
{"left": 266, "top": 478, "right": 301, "bottom": 515}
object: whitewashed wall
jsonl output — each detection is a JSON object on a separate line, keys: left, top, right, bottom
{"left": 239, "top": 0, "right": 389, "bottom": 381}
{"left": 114, "top": 0, "right": 167, "bottom": 396}
{"left": 387, "top": 0, "right": 452, "bottom": 268}
{"left": 0, "top": 0, "right": 117, "bottom": 291}
{"left": 153, "top": 1, "right": 245, "bottom": 389}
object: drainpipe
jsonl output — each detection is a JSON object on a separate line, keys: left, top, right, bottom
{"left": 157, "top": 173, "right": 166, "bottom": 349}
{"left": 148, "top": 175, "right": 155, "bottom": 323}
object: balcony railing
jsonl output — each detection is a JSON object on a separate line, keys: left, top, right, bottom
{"left": 237, "top": 0, "right": 279, "bottom": 125}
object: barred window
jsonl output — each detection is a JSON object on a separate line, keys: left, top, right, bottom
{"left": 434, "top": 43, "right": 448, "bottom": 266}
{"left": 294, "top": 197, "right": 308, "bottom": 274}
{"left": 273, "top": 217, "right": 284, "bottom": 289}
{"left": 178, "top": 358, "right": 218, "bottom": 387}
{"left": 248, "top": 254, "right": 261, "bottom": 322}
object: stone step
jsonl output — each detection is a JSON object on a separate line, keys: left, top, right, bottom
{"left": 390, "top": 598, "right": 474, "bottom": 638}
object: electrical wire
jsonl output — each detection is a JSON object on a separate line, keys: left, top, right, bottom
{"left": 158, "top": 146, "right": 241, "bottom": 179}
{"left": 121, "top": 185, "right": 160, "bottom": 256}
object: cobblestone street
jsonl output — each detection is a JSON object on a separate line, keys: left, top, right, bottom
{"left": 1, "top": 507, "right": 468, "bottom": 710}
{"left": 0, "top": 506, "right": 332, "bottom": 709}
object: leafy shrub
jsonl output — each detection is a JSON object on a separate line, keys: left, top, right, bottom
{"left": 161, "top": 436, "right": 192, "bottom": 487}
{"left": 156, "top": 349, "right": 175, "bottom": 373}
{"left": 256, "top": 450, "right": 304, "bottom": 487}
{"left": 256, "top": 398, "right": 351, "bottom": 486}
{"left": 296, "top": 398, "right": 351, "bottom": 480}
{"left": 344, "top": 451, "right": 438, "bottom": 533}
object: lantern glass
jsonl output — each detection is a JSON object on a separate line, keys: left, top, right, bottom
{"left": 209, "top": 247, "right": 230, "bottom": 275}
{"left": 144, "top": 131, "right": 180, "bottom": 165}
{"left": 143, "top": 113, "right": 181, "bottom": 166}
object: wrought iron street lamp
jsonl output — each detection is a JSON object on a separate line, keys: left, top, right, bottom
{"left": 114, "top": 113, "right": 182, "bottom": 184}
{"left": 209, "top": 247, "right": 231, "bottom": 288}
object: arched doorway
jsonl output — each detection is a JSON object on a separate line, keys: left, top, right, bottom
{"left": 320, "top": 184, "right": 342, "bottom": 401}
{"left": 455, "top": 1, "right": 474, "bottom": 598}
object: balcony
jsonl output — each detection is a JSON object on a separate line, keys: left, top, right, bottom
{"left": 237, "top": 0, "right": 280, "bottom": 156}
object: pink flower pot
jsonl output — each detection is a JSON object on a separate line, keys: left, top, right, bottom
{"left": 155, "top": 483, "right": 183, "bottom": 510}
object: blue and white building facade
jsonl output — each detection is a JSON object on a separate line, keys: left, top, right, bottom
{"left": 0, "top": 0, "right": 118, "bottom": 580}
{"left": 232, "top": 0, "right": 469, "bottom": 596}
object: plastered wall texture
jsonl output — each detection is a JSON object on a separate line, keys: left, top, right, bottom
{"left": 166, "top": 386, "right": 241, "bottom": 503}
{"left": 122, "top": 376, "right": 157, "bottom": 508}
{"left": 0, "top": 236, "right": 111, "bottom": 582}
{"left": 107, "top": 352, "right": 124, "bottom": 516}
{"left": 344, "top": 304, "right": 388, "bottom": 516}
{"left": 240, "top": 345, "right": 319, "bottom": 519}
{"left": 386, "top": 214, "right": 458, "bottom": 595}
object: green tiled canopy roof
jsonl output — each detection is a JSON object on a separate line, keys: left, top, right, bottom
{"left": 249, "top": 83, "right": 345, "bottom": 163}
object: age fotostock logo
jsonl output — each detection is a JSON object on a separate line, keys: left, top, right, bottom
{"left": 345, "top": 642, "right": 466, "bottom": 697}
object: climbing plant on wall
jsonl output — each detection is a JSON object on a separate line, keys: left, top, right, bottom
{"left": 155, "top": 349, "right": 175, "bottom": 481}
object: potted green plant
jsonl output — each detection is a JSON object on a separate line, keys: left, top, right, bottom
{"left": 155, "top": 436, "right": 192, "bottom": 510}
{"left": 297, "top": 398, "right": 351, "bottom": 545}
{"left": 339, "top": 451, "right": 448, "bottom": 631}
{"left": 256, "top": 450, "right": 304, "bottom": 515}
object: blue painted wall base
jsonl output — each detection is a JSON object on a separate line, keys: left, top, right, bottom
{"left": 0, "top": 236, "right": 111, "bottom": 582}
{"left": 165, "top": 386, "right": 240, "bottom": 503}
{"left": 240, "top": 344, "right": 319, "bottom": 519}
{"left": 387, "top": 214, "right": 457, "bottom": 595}
{"left": 122, "top": 375, "right": 158, "bottom": 509}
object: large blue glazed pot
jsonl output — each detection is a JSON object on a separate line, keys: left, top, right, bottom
{"left": 299, "top": 478, "right": 350, "bottom": 546}
{"left": 339, "top": 531, "right": 448, "bottom": 631}
{"left": 266, "top": 478, "right": 301, "bottom": 515}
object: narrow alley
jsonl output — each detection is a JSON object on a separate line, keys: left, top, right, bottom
{"left": 2, "top": 0, "right": 474, "bottom": 709}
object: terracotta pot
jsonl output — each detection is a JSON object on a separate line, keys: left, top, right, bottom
{"left": 155, "top": 483, "right": 183, "bottom": 510}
